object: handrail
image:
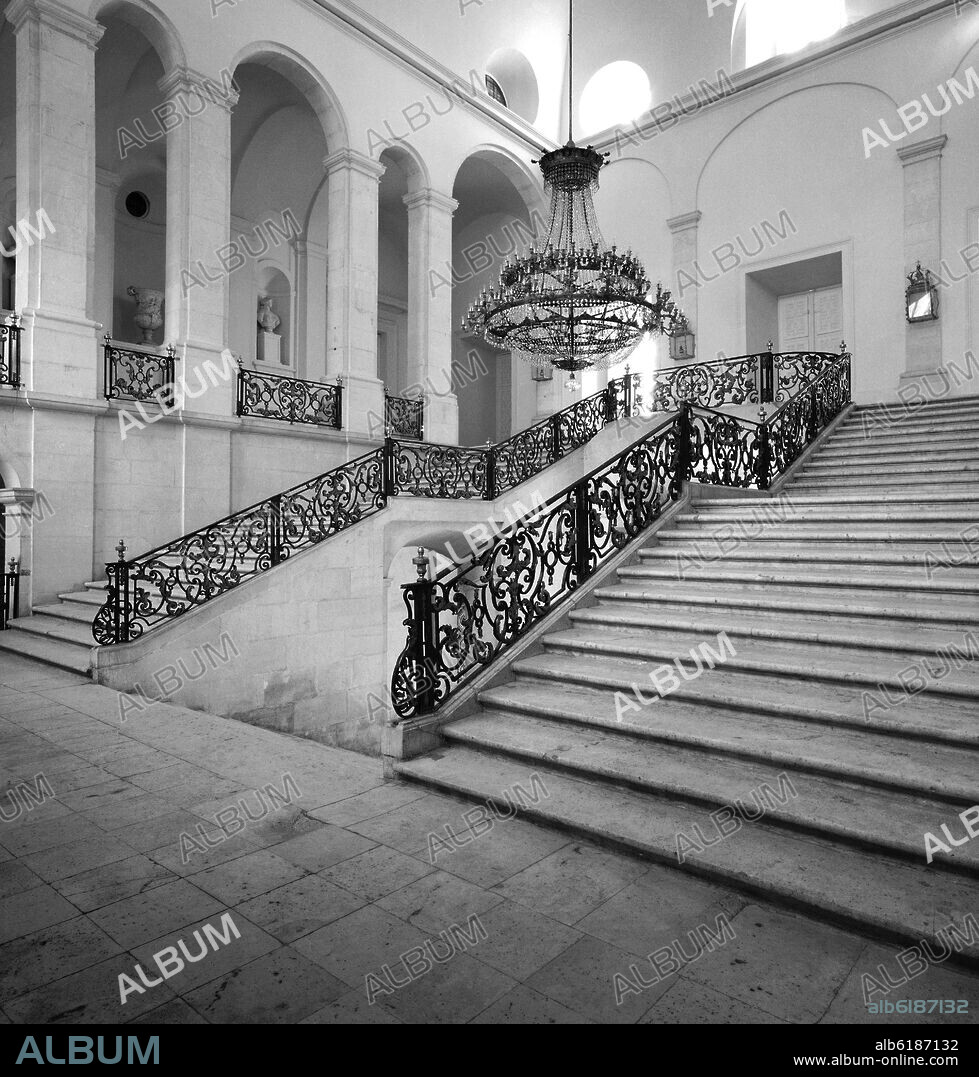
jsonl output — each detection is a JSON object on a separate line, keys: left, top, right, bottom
{"left": 391, "top": 351, "right": 853, "bottom": 719}
{"left": 92, "top": 371, "right": 640, "bottom": 644}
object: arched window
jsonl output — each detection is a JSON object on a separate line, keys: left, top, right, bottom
{"left": 579, "top": 61, "right": 652, "bottom": 136}
{"left": 743, "top": 0, "right": 847, "bottom": 68}
{"left": 485, "top": 74, "right": 508, "bottom": 108}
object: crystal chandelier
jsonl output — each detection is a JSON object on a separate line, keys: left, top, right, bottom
{"left": 464, "top": 0, "right": 682, "bottom": 388}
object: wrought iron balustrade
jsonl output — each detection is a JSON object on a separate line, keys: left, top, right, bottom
{"left": 237, "top": 366, "right": 342, "bottom": 429}
{"left": 104, "top": 338, "right": 177, "bottom": 405}
{"left": 92, "top": 447, "right": 387, "bottom": 645}
{"left": 2, "top": 559, "right": 20, "bottom": 630}
{"left": 1, "top": 316, "right": 22, "bottom": 388}
{"left": 392, "top": 351, "right": 853, "bottom": 719}
{"left": 385, "top": 393, "right": 424, "bottom": 440}
{"left": 649, "top": 346, "right": 845, "bottom": 413}
{"left": 391, "top": 413, "right": 681, "bottom": 719}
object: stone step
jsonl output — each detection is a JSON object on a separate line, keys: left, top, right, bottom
{"left": 806, "top": 448, "right": 975, "bottom": 465}
{"left": 58, "top": 590, "right": 108, "bottom": 608}
{"left": 32, "top": 602, "right": 99, "bottom": 626}
{"left": 0, "top": 629, "right": 92, "bottom": 675}
{"left": 800, "top": 461, "right": 979, "bottom": 477}
{"left": 825, "top": 430, "right": 979, "bottom": 449}
{"left": 659, "top": 526, "right": 979, "bottom": 544}
{"left": 475, "top": 682, "right": 979, "bottom": 801}
{"left": 6, "top": 614, "right": 98, "bottom": 648}
{"left": 638, "top": 548, "right": 976, "bottom": 577}
{"left": 440, "top": 711, "right": 979, "bottom": 870}
{"left": 831, "top": 417, "right": 979, "bottom": 437}
{"left": 702, "top": 493, "right": 979, "bottom": 507}
{"left": 676, "top": 506, "right": 979, "bottom": 524}
{"left": 539, "top": 627, "right": 979, "bottom": 701}
{"left": 570, "top": 603, "right": 976, "bottom": 659}
{"left": 790, "top": 475, "right": 979, "bottom": 491}
{"left": 395, "top": 748, "right": 979, "bottom": 962}
{"left": 594, "top": 580, "right": 977, "bottom": 627}
{"left": 615, "top": 563, "right": 979, "bottom": 597}
{"left": 510, "top": 652, "right": 979, "bottom": 745}
{"left": 851, "top": 396, "right": 979, "bottom": 415}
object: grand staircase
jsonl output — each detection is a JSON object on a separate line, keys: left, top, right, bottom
{"left": 396, "top": 396, "right": 979, "bottom": 958}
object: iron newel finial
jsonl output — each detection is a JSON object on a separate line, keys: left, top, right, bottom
{"left": 116, "top": 540, "right": 127, "bottom": 562}
{"left": 413, "top": 547, "right": 429, "bottom": 581}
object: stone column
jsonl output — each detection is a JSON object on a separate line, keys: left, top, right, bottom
{"left": 325, "top": 149, "right": 386, "bottom": 439}
{"left": 403, "top": 187, "right": 459, "bottom": 444}
{"left": 667, "top": 210, "right": 702, "bottom": 366}
{"left": 7, "top": 0, "right": 104, "bottom": 397}
{"left": 94, "top": 167, "right": 121, "bottom": 337}
{"left": 897, "top": 135, "right": 946, "bottom": 386}
{"left": 159, "top": 66, "right": 239, "bottom": 418}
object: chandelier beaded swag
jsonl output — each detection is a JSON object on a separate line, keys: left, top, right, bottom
{"left": 464, "top": 0, "right": 683, "bottom": 388}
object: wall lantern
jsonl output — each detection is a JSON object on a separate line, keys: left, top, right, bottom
{"left": 906, "top": 262, "right": 939, "bottom": 323}
{"left": 669, "top": 313, "right": 696, "bottom": 361}
{"left": 531, "top": 356, "right": 553, "bottom": 382}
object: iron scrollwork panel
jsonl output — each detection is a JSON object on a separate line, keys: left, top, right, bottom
{"left": 92, "top": 447, "right": 387, "bottom": 644}
{"left": 104, "top": 343, "right": 176, "bottom": 405}
{"left": 390, "top": 441, "right": 488, "bottom": 500}
{"left": 494, "top": 423, "right": 556, "bottom": 495}
{"left": 651, "top": 355, "right": 760, "bottom": 412}
{"left": 688, "top": 410, "right": 764, "bottom": 489}
{"left": 386, "top": 395, "right": 424, "bottom": 440}
{"left": 239, "top": 368, "right": 341, "bottom": 428}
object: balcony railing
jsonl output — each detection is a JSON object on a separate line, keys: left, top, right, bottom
{"left": 1, "top": 315, "right": 22, "bottom": 388}
{"left": 2, "top": 558, "right": 20, "bottom": 630}
{"left": 103, "top": 337, "right": 178, "bottom": 405}
{"left": 385, "top": 392, "right": 424, "bottom": 440}
{"left": 237, "top": 365, "right": 342, "bottom": 429}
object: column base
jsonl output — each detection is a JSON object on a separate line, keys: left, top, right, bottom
{"left": 20, "top": 308, "right": 103, "bottom": 399}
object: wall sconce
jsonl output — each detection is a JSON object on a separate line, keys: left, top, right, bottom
{"left": 669, "top": 313, "right": 696, "bottom": 361}
{"left": 531, "top": 357, "right": 553, "bottom": 382}
{"left": 906, "top": 262, "right": 939, "bottom": 323}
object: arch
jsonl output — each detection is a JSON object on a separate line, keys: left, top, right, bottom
{"left": 484, "top": 48, "right": 540, "bottom": 125}
{"left": 449, "top": 144, "right": 545, "bottom": 220}
{"left": 375, "top": 142, "right": 431, "bottom": 196}
{"left": 950, "top": 27, "right": 979, "bottom": 81}
{"left": 228, "top": 42, "right": 350, "bottom": 152}
{"left": 579, "top": 61, "right": 653, "bottom": 138}
{"left": 602, "top": 156, "right": 674, "bottom": 217}
{"left": 694, "top": 81, "right": 900, "bottom": 204}
{"left": 731, "top": 0, "right": 849, "bottom": 71}
{"left": 89, "top": 0, "right": 186, "bottom": 73}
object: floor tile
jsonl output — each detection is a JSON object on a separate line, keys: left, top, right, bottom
{"left": 234, "top": 875, "right": 366, "bottom": 942}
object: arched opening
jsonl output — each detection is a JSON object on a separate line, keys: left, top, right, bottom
{"left": 94, "top": 9, "right": 169, "bottom": 345}
{"left": 579, "top": 61, "right": 652, "bottom": 138}
{"left": 451, "top": 151, "right": 542, "bottom": 445}
{"left": 733, "top": 0, "right": 848, "bottom": 71}
{"left": 485, "top": 48, "right": 540, "bottom": 125}
{"left": 229, "top": 60, "right": 333, "bottom": 378}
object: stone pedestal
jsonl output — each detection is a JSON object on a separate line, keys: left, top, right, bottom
{"left": 257, "top": 331, "right": 281, "bottom": 365}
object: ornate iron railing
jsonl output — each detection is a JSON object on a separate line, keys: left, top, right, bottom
{"left": 92, "top": 371, "right": 645, "bottom": 645}
{"left": 237, "top": 365, "right": 342, "bottom": 429}
{"left": 1, "top": 316, "right": 22, "bottom": 388}
{"left": 386, "top": 393, "right": 424, "bottom": 440}
{"left": 104, "top": 338, "right": 178, "bottom": 405}
{"left": 389, "top": 373, "right": 640, "bottom": 501}
{"left": 650, "top": 345, "right": 845, "bottom": 412}
{"left": 92, "top": 448, "right": 387, "bottom": 644}
{"left": 392, "top": 352, "right": 853, "bottom": 719}
{"left": 2, "top": 558, "right": 20, "bottom": 630}
{"left": 391, "top": 414, "right": 681, "bottom": 719}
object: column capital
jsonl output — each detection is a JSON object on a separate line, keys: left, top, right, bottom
{"left": 666, "top": 210, "right": 703, "bottom": 235}
{"left": 897, "top": 134, "right": 948, "bottom": 166}
{"left": 403, "top": 188, "right": 459, "bottom": 216}
{"left": 158, "top": 66, "right": 240, "bottom": 114}
{"left": 6, "top": 0, "right": 104, "bottom": 48}
{"left": 324, "top": 149, "right": 386, "bottom": 181}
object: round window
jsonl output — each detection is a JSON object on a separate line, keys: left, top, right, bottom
{"left": 125, "top": 191, "right": 151, "bottom": 219}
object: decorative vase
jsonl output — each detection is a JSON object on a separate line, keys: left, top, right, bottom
{"left": 128, "top": 286, "right": 164, "bottom": 345}
{"left": 257, "top": 295, "right": 281, "bottom": 334}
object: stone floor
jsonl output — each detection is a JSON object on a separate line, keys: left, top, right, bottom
{"left": 0, "top": 653, "right": 977, "bottom": 1026}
